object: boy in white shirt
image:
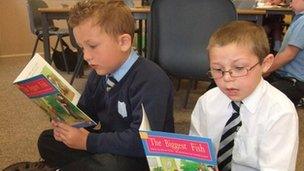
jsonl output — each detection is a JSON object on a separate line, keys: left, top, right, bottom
{"left": 265, "top": 0, "right": 304, "bottom": 105}
{"left": 189, "top": 21, "right": 298, "bottom": 171}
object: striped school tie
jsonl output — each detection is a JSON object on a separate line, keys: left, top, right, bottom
{"left": 217, "top": 101, "right": 242, "bottom": 171}
{"left": 106, "top": 75, "right": 118, "bottom": 92}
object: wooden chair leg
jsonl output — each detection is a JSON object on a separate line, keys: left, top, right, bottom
{"left": 183, "top": 79, "right": 195, "bottom": 109}
{"left": 193, "top": 80, "right": 198, "bottom": 89}
{"left": 31, "top": 37, "right": 40, "bottom": 59}
{"left": 176, "top": 78, "right": 181, "bottom": 91}
{"left": 54, "top": 38, "right": 60, "bottom": 50}
{"left": 59, "top": 37, "right": 69, "bottom": 74}
{"left": 70, "top": 53, "right": 84, "bottom": 85}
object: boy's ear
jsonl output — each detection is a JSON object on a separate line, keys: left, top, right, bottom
{"left": 118, "top": 34, "right": 132, "bottom": 52}
{"left": 261, "top": 54, "right": 274, "bottom": 73}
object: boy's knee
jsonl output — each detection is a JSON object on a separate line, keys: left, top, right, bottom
{"left": 37, "top": 129, "right": 53, "bottom": 154}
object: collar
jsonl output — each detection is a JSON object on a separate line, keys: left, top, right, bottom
{"left": 295, "top": 11, "right": 304, "bottom": 15}
{"left": 241, "top": 78, "right": 266, "bottom": 114}
{"left": 220, "top": 90, "right": 233, "bottom": 110}
{"left": 292, "top": 12, "right": 304, "bottom": 22}
{"left": 108, "top": 48, "right": 139, "bottom": 82}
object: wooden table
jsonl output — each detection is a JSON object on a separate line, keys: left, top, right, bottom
{"left": 237, "top": 8, "right": 266, "bottom": 25}
{"left": 255, "top": 6, "right": 294, "bottom": 15}
{"left": 38, "top": 7, "right": 150, "bottom": 63}
{"left": 39, "top": 6, "right": 292, "bottom": 63}
{"left": 237, "top": 7, "right": 293, "bottom": 25}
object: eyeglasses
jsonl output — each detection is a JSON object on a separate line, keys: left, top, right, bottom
{"left": 207, "top": 61, "right": 260, "bottom": 79}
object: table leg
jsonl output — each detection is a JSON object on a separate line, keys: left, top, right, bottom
{"left": 238, "top": 14, "right": 264, "bottom": 25}
{"left": 41, "top": 13, "right": 52, "bottom": 64}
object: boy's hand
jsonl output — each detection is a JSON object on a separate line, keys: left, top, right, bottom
{"left": 51, "top": 120, "right": 89, "bottom": 150}
{"left": 267, "top": 0, "right": 283, "bottom": 5}
{"left": 51, "top": 120, "right": 63, "bottom": 142}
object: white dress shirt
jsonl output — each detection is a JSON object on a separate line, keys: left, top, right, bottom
{"left": 189, "top": 79, "right": 298, "bottom": 171}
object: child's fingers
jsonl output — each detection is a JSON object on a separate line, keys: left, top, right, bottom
{"left": 57, "top": 122, "right": 72, "bottom": 132}
{"left": 58, "top": 132, "right": 72, "bottom": 147}
{"left": 56, "top": 124, "right": 76, "bottom": 139}
{"left": 55, "top": 126, "right": 69, "bottom": 136}
{"left": 51, "top": 119, "right": 60, "bottom": 128}
{"left": 53, "top": 128, "right": 62, "bottom": 141}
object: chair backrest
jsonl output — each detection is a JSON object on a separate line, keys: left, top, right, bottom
{"left": 150, "top": 0, "right": 237, "bottom": 80}
{"left": 26, "top": 0, "right": 54, "bottom": 35}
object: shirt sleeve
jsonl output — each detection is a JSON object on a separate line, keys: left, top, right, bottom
{"left": 189, "top": 96, "right": 205, "bottom": 136}
{"left": 258, "top": 108, "right": 298, "bottom": 171}
{"left": 288, "top": 17, "right": 304, "bottom": 49}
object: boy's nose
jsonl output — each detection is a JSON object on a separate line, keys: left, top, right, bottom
{"left": 83, "top": 51, "right": 92, "bottom": 63}
{"left": 222, "top": 72, "right": 234, "bottom": 82}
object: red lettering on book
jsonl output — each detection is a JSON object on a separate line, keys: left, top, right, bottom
{"left": 146, "top": 136, "right": 211, "bottom": 161}
{"left": 17, "top": 78, "right": 56, "bottom": 97}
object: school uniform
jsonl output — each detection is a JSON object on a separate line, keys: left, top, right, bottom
{"left": 38, "top": 49, "right": 174, "bottom": 170}
{"left": 189, "top": 79, "right": 298, "bottom": 171}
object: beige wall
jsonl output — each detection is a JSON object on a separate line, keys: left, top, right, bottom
{"left": 0, "top": 0, "right": 76, "bottom": 58}
{"left": 0, "top": 0, "right": 34, "bottom": 58}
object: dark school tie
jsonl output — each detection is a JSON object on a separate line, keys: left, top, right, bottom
{"left": 217, "top": 101, "right": 242, "bottom": 171}
{"left": 106, "top": 76, "right": 118, "bottom": 92}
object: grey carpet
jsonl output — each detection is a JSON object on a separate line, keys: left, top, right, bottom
{"left": 0, "top": 56, "right": 303, "bottom": 170}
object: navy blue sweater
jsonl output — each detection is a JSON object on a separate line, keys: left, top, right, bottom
{"left": 78, "top": 57, "right": 174, "bottom": 157}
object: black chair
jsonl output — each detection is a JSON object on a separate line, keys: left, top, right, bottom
{"left": 68, "top": 26, "right": 85, "bottom": 85}
{"left": 26, "top": 0, "right": 70, "bottom": 72}
{"left": 150, "top": 0, "right": 237, "bottom": 108}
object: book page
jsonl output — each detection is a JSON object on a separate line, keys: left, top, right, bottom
{"left": 14, "top": 53, "right": 80, "bottom": 104}
{"left": 14, "top": 54, "right": 48, "bottom": 83}
{"left": 139, "top": 103, "right": 151, "bottom": 131}
{"left": 32, "top": 87, "right": 96, "bottom": 128}
{"left": 15, "top": 74, "right": 96, "bottom": 128}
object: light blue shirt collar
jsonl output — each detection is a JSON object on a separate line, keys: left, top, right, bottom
{"left": 293, "top": 12, "right": 304, "bottom": 22}
{"left": 108, "top": 49, "right": 139, "bottom": 82}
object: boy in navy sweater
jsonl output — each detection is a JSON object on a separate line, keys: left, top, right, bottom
{"left": 37, "top": 0, "right": 174, "bottom": 170}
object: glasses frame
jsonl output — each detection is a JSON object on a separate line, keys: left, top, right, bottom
{"left": 207, "top": 61, "right": 260, "bottom": 79}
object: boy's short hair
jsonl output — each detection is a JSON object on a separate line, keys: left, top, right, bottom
{"left": 207, "top": 21, "right": 270, "bottom": 62}
{"left": 69, "top": 0, "right": 135, "bottom": 40}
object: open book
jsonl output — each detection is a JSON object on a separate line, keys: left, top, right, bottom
{"left": 139, "top": 105, "right": 217, "bottom": 171}
{"left": 13, "top": 53, "right": 96, "bottom": 128}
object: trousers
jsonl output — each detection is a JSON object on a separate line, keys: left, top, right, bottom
{"left": 267, "top": 72, "right": 304, "bottom": 105}
{"left": 38, "top": 129, "right": 149, "bottom": 171}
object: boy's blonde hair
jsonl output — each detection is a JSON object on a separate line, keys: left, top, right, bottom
{"left": 207, "top": 21, "right": 269, "bottom": 62}
{"left": 69, "top": 0, "right": 135, "bottom": 40}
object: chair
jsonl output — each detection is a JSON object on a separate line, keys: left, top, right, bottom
{"left": 149, "top": 0, "right": 237, "bottom": 108}
{"left": 68, "top": 26, "right": 85, "bottom": 85}
{"left": 26, "top": 0, "right": 70, "bottom": 72}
